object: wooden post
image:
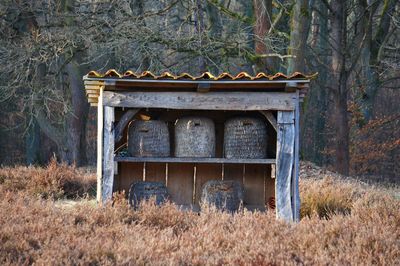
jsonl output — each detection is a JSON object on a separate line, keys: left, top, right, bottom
{"left": 292, "top": 91, "right": 301, "bottom": 221}
{"left": 259, "top": 110, "right": 277, "bottom": 132}
{"left": 101, "top": 106, "right": 115, "bottom": 202}
{"left": 276, "top": 111, "right": 295, "bottom": 221}
{"left": 96, "top": 87, "right": 104, "bottom": 202}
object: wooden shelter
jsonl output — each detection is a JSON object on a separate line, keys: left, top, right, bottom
{"left": 83, "top": 70, "right": 313, "bottom": 222}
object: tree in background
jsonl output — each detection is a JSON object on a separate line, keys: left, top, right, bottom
{"left": 0, "top": 0, "right": 399, "bottom": 177}
{"left": 0, "top": 0, "right": 89, "bottom": 165}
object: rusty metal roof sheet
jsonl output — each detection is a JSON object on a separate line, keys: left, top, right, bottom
{"left": 86, "top": 70, "right": 316, "bottom": 81}
{"left": 83, "top": 70, "right": 316, "bottom": 106}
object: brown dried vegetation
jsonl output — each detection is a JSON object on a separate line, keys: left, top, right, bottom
{"left": 0, "top": 162, "right": 399, "bottom": 265}
{"left": 0, "top": 158, "right": 96, "bottom": 199}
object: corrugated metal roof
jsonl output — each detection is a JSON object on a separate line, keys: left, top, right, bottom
{"left": 86, "top": 70, "right": 317, "bottom": 80}
{"left": 83, "top": 70, "right": 315, "bottom": 106}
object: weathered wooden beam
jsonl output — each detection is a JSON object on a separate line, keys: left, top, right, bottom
{"left": 84, "top": 80, "right": 105, "bottom": 86}
{"left": 85, "top": 85, "right": 102, "bottom": 90}
{"left": 96, "top": 87, "right": 104, "bottom": 202}
{"left": 101, "top": 106, "right": 115, "bottom": 202}
{"left": 114, "top": 109, "right": 139, "bottom": 143}
{"left": 259, "top": 110, "right": 278, "bottom": 131}
{"left": 114, "top": 156, "right": 276, "bottom": 164}
{"left": 86, "top": 89, "right": 100, "bottom": 94}
{"left": 102, "top": 91, "right": 295, "bottom": 111}
{"left": 292, "top": 91, "right": 301, "bottom": 221}
{"left": 276, "top": 111, "right": 295, "bottom": 221}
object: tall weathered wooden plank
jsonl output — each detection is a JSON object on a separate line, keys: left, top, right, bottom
{"left": 145, "top": 163, "right": 166, "bottom": 183}
{"left": 167, "top": 163, "right": 194, "bottom": 206}
{"left": 292, "top": 91, "right": 301, "bottom": 221}
{"left": 117, "top": 162, "right": 144, "bottom": 194}
{"left": 101, "top": 106, "right": 115, "bottom": 202}
{"left": 276, "top": 111, "right": 295, "bottom": 221}
{"left": 96, "top": 87, "right": 104, "bottom": 202}
{"left": 224, "top": 164, "right": 244, "bottom": 183}
{"left": 243, "top": 164, "right": 265, "bottom": 210}
{"left": 264, "top": 164, "right": 275, "bottom": 211}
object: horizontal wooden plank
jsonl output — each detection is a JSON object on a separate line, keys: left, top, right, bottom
{"left": 85, "top": 84, "right": 101, "bottom": 89}
{"left": 103, "top": 91, "right": 295, "bottom": 110}
{"left": 172, "top": 204, "right": 265, "bottom": 212}
{"left": 88, "top": 98, "right": 98, "bottom": 103}
{"left": 84, "top": 81, "right": 105, "bottom": 86}
{"left": 86, "top": 89, "right": 100, "bottom": 94}
{"left": 115, "top": 156, "right": 276, "bottom": 164}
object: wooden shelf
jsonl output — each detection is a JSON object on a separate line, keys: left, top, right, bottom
{"left": 114, "top": 156, "right": 276, "bottom": 164}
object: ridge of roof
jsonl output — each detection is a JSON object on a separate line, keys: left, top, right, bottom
{"left": 85, "top": 70, "right": 317, "bottom": 81}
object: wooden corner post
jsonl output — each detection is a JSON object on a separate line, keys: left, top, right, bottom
{"left": 96, "top": 85, "right": 115, "bottom": 203}
{"left": 96, "top": 87, "right": 104, "bottom": 202}
{"left": 276, "top": 110, "right": 295, "bottom": 221}
{"left": 292, "top": 91, "right": 301, "bottom": 221}
{"left": 102, "top": 106, "right": 115, "bottom": 202}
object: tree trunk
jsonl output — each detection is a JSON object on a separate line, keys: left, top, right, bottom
{"left": 194, "top": 0, "right": 207, "bottom": 72}
{"left": 240, "top": 0, "right": 256, "bottom": 73}
{"left": 32, "top": 0, "right": 89, "bottom": 166}
{"left": 287, "top": 0, "right": 311, "bottom": 73}
{"left": 358, "top": 0, "right": 396, "bottom": 123}
{"left": 253, "top": 0, "right": 275, "bottom": 73}
{"left": 301, "top": 0, "right": 328, "bottom": 165}
{"left": 64, "top": 59, "right": 89, "bottom": 166}
{"left": 331, "top": 0, "right": 350, "bottom": 175}
{"left": 25, "top": 117, "right": 41, "bottom": 165}
{"left": 130, "top": 0, "right": 150, "bottom": 70}
{"left": 333, "top": 78, "right": 350, "bottom": 175}
{"left": 206, "top": 0, "right": 223, "bottom": 74}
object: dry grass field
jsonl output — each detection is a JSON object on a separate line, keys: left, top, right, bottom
{"left": 0, "top": 160, "right": 399, "bottom": 265}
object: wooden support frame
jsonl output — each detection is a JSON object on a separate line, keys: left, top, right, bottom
{"left": 95, "top": 85, "right": 303, "bottom": 222}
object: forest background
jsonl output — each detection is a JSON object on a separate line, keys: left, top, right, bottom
{"left": 0, "top": 0, "right": 399, "bottom": 178}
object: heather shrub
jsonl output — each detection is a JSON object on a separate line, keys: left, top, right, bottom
{"left": 300, "top": 176, "right": 366, "bottom": 218}
{"left": 0, "top": 158, "right": 96, "bottom": 199}
{"left": 0, "top": 162, "right": 399, "bottom": 265}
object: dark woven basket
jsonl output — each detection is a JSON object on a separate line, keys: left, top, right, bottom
{"left": 128, "top": 120, "right": 170, "bottom": 157}
{"left": 200, "top": 180, "right": 244, "bottom": 212}
{"left": 224, "top": 117, "right": 267, "bottom": 159}
{"left": 174, "top": 117, "right": 216, "bottom": 158}
{"left": 128, "top": 181, "right": 169, "bottom": 208}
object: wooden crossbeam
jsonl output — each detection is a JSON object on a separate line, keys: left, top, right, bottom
{"left": 102, "top": 91, "right": 295, "bottom": 111}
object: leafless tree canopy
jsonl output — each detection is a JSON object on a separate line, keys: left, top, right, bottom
{"left": 0, "top": 0, "right": 399, "bottom": 176}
